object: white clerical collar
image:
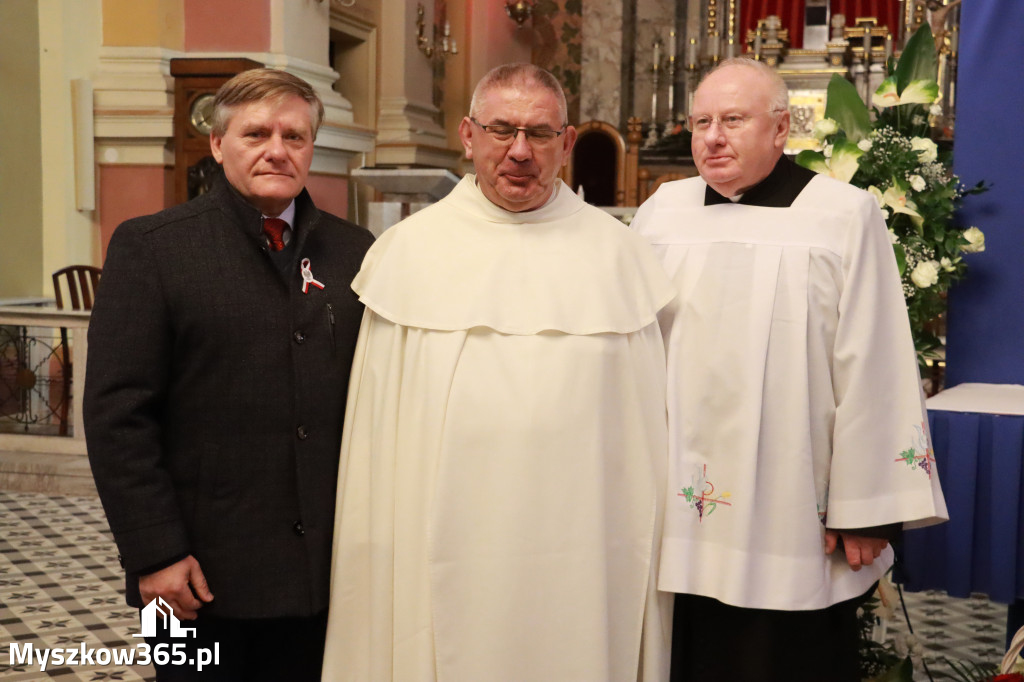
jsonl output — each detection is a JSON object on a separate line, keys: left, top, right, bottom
{"left": 263, "top": 200, "right": 297, "bottom": 245}
{"left": 471, "top": 177, "right": 561, "bottom": 212}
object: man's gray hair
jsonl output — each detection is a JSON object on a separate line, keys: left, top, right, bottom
{"left": 210, "top": 68, "right": 325, "bottom": 138}
{"left": 469, "top": 63, "right": 569, "bottom": 125}
{"left": 699, "top": 57, "right": 790, "bottom": 113}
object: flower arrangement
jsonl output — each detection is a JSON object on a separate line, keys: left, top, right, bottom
{"left": 795, "top": 24, "right": 987, "bottom": 366}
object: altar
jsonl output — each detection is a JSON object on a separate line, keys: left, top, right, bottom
{"left": 899, "top": 384, "right": 1024, "bottom": 645}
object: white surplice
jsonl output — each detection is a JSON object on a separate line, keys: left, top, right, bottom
{"left": 631, "top": 174, "right": 948, "bottom": 611}
{"left": 322, "top": 176, "right": 676, "bottom": 681}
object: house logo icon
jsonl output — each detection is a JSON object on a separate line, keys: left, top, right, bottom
{"left": 132, "top": 597, "right": 197, "bottom": 639}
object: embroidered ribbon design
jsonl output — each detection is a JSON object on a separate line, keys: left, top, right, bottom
{"left": 300, "top": 258, "right": 325, "bottom": 294}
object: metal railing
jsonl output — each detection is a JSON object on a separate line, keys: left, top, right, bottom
{"left": 0, "top": 306, "right": 90, "bottom": 455}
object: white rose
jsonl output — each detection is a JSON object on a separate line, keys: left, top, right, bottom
{"left": 911, "top": 137, "right": 938, "bottom": 164}
{"left": 910, "top": 174, "right": 926, "bottom": 192}
{"left": 911, "top": 260, "right": 940, "bottom": 288}
{"left": 857, "top": 138, "right": 873, "bottom": 151}
{"left": 940, "top": 257, "right": 956, "bottom": 272}
{"left": 929, "top": 103, "right": 943, "bottom": 117}
{"left": 812, "top": 118, "right": 839, "bottom": 140}
{"left": 961, "top": 226, "right": 986, "bottom": 253}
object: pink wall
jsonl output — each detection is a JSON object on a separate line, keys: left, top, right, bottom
{"left": 98, "top": 166, "right": 172, "bottom": 261}
{"left": 184, "top": 0, "right": 270, "bottom": 52}
{"left": 305, "top": 174, "right": 349, "bottom": 223}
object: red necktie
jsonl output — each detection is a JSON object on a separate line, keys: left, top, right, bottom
{"left": 263, "top": 218, "right": 288, "bottom": 252}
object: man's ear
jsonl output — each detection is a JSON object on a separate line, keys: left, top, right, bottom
{"left": 560, "top": 125, "right": 578, "bottom": 167}
{"left": 458, "top": 117, "right": 474, "bottom": 160}
{"left": 210, "top": 133, "right": 224, "bottom": 164}
{"left": 773, "top": 109, "right": 791, "bottom": 150}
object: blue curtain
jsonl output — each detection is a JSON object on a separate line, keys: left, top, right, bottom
{"left": 945, "top": 0, "right": 1024, "bottom": 386}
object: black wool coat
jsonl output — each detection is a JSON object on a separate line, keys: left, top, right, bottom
{"left": 84, "top": 177, "right": 373, "bottom": 619}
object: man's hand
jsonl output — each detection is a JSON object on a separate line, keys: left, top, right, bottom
{"left": 824, "top": 530, "right": 889, "bottom": 571}
{"left": 138, "top": 555, "right": 214, "bottom": 620}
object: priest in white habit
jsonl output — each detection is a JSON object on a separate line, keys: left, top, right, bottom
{"left": 321, "top": 63, "right": 675, "bottom": 682}
{"left": 630, "top": 57, "right": 948, "bottom": 682}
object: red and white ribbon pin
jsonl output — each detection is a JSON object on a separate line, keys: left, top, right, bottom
{"left": 300, "top": 258, "right": 325, "bottom": 294}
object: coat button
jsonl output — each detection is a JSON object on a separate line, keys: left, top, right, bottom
{"left": 293, "top": 330, "right": 306, "bottom": 344}
{"left": 293, "top": 521, "right": 305, "bottom": 536}
{"left": 297, "top": 425, "right": 308, "bottom": 440}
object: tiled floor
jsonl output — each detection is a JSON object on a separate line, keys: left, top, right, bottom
{"left": 0, "top": 490, "right": 1013, "bottom": 681}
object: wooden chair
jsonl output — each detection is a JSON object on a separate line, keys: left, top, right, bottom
{"left": 52, "top": 265, "right": 101, "bottom": 435}
{"left": 53, "top": 265, "right": 101, "bottom": 312}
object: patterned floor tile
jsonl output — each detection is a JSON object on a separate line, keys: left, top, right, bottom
{"left": 0, "top": 490, "right": 1016, "bottom": 681}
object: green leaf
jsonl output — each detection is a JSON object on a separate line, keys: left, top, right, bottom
{"left": 796, "top": 150, "right": 828, "bottom": 173}
{"left": 824, "top": 74, "right": 871, "bottom": 142}
{"left": 893, "top": 243, "right": 907, "bottom": 275}
{"left": 896, "top": 24, "right": 938, "bottom": 95}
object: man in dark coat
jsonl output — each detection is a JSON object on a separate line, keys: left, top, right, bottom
{"left": 84, "top": 68, "right": 373, "bottom": 681}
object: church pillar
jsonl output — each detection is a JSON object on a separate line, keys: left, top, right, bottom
{"left": 374, "top": 0, "right": 459, "bottom": 169}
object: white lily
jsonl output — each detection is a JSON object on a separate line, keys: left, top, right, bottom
{"left": 804, "top": 139, "right": 863, "bottom": 183}
{"left": 873, "top": 77, "right": 940, "bottom": 108}
{"left": 881, "top": 185, "right": 924, "bottom": 226}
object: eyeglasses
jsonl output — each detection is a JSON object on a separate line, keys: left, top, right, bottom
{"left": 470, "top": 117, "right": 567, "bottom": 144}
{"left": 686, "top": 109, "right": 786, "bottom": 133}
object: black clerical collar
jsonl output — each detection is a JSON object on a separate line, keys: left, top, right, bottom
{"left": 704, "top": 155, "right": 816, "bottom": 208}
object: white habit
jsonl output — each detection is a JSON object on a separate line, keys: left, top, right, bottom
{"left": 322, "top": 176, "right": 676, "bottom": 681}
{"left": 631, "top": 173, "right": 948, "bottom": 612}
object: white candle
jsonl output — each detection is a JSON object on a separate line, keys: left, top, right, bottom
{"left": 710, "top": 31, "right": 720, "bottom": 58}
{"left": 726, "top": 37, "right": 737, "bottom": 58}
{"left": 950, "top": 26, "right": 959, "bottom": 54}
{"left": 885, "top": 33, "right": 893, "bottom": 60}
{"left": 669, "top": 30, "right": 677, "bottom": 59}
{"left": 687, "top": 38, "right": 698, "bottom": 66}
{"left": 653, "top": 40, "right": 660, "bottom": 70}
{"left": 754, "top": 30, "right": 762, "bottom": 57}
{"left": 863, "top": 27, "right": 871, "bottom": 55}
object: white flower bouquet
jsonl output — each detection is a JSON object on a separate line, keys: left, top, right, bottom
{"left": 797, "top": 24, "right": 988, "bottom": 365}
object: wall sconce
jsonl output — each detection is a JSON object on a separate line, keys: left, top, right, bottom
{"left": 505, "top": 1, "right": 533, "bottom": 28}
{"left": 417, "top": 2, "right": 457, "bottom": 60}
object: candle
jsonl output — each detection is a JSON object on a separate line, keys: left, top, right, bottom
{"left": 726, "top": 37, "right": 737, "bottom": 58}
{"left": 687, "top": 38, "right": 698, "bottom": 67}
{"left": 710, "top": 31, "right": 720, "bottom": 59}
{"left": 863, "top": 27, "right": 871, "bottom": 56}
{"left": 669, "top": 30, "right": 677, "bottom": 60}
{"left": 754, "top": 30, "right": 762, "bottom": 58}
{"left": 653, "top": 40, "right": 660, "bottom": 70}
{"left": 950, "top": 26, "right": 959, "bottom": 54}
{"left": 885, "top": 33, "right": 893, "bottom": 60}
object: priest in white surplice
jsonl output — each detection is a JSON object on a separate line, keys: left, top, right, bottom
{"left": 321, "top": 64, "right": 675, "bottom": 682}
{"left": 630, "top": 58, "right": 948, "bottom": 682}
